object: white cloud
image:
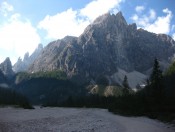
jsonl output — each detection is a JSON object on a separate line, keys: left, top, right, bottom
{"left": 0, "top": 15, "right": 41, "bottom": 64}
{"left": 131, "top": 14, "right": 138, "bottom": 21}
{"left": 10, "top": 13, "right": 21, "bottom": 21}
{"left": 131, "top": 8, "right": 172, "bottom": 34}
{"left": 131, "top": 9, "right": 156, "bottom": 27}
{"left": 135, "top": 6, "right": 145, "bottom": 13}
{"left": 38, "top": 8, "right": 89, "bottom": 39}
{"left": 149, "top": 9, "right": 156, "bottom": 20}
{"left": 146, "top": 8, "right": 172, "bottom": 34}
{"left": 80, "top": 0, "right": 122, "bottom": 21}
{"left": 38, "top": 0, "right": 123, "bottom": 40}
{"left": 0, "top": 1, "right": 14, "bottom": 16}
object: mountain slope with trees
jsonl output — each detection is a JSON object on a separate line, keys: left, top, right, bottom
{"left": 13, "top": 71, "right": 86, "bottom": 105}
{"left": 28, "top": 12, "right": 175, "bottom": 87}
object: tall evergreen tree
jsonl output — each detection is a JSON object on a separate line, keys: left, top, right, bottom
{"left": 150, "top": 58, "right": 164, "bottom": 101}
{"left": 122, "top": 75, "right": 130, "bottom": 95}
{"left": 122, "top": 75, "right": 129, "bottom": 89}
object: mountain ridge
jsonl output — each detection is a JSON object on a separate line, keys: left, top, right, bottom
{"left": 13, "top": 44, "right": 43, "bottom": 72}
{"left": 28, "top": 12, "right": 175, "bottom": 87}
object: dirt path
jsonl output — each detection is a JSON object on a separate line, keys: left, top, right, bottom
{"left": 0, "top": 107, "right": 174, "bottom": 132}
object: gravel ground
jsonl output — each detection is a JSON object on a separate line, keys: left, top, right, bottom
{"left": 0, "top": 106, "right": 174, "bottom": 132}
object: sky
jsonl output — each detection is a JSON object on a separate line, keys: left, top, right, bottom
{"left": 0, "top": 0, "right": 175, "bottom": 64}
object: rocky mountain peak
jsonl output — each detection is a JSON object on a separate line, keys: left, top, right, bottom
{"left": 28, "top": 11, "right": 175, "bottom": 87}
{"left": 13, "top": 44, "right": 44, "bottom": 72}
{"left": 4, "top": 57, "right": 11, "bottom": 63}
{"left": 115, "top": 11, "right": 127, "bottom": 25}
{"left": 29, "top": 44, "right": 44, "bottom": 60}
{"left": 92, "top": 12, "right": 111, "bottom": 24}
{"left": 17, "top": 57, "right": 22, "bottom": 62}
{"left": 80, "top": 11, "right": 130, "bottom": 46}
{"left": 23, "top": 52, "right": 29, "bottom": 62}
{"left": 2, "top": 57, "right": 12, "bottom": 70}
{"left": 93, "top": 11, "right": 127, "bottom": 26}
{"left": 37, "top": 43, "right": 43, "bottom": 50}
{"left": 128, "top": 23, "right": 137, "bottom": 30}
{"left": 0, "top": 57, "right": 14, "bottom": 78}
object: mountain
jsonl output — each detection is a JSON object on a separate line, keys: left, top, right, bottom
{"left": 0, "top": 70, "right": 6, "bottom": 82}
{"left": 13, "top": 44, "right": 43, "bottom": 72}
{"left": 28, "top": 12, "right": 175, "bottom": 87}
{"left": 0, "top": 57, "right": 14, "bottom": 79}
{"left": 0, "top": 69, "right": 9, "bottom": 88}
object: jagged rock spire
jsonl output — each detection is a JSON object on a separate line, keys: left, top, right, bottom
{"left": 13, "top": 44, "right": 44, "bottom": 73}
{"left": 0, "top": 57, "right": 14, "bottom": 78}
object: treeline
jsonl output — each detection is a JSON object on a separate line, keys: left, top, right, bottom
{"left": 2, "top": 59, "right": 174, "bottom": 121}
{"left": 13, "top": 71, "right": 86, "bottom": 104}
{"left": 51, "top": 59, "right": 175, "bottom": 122}
{"left": 0, "top": 70, "right": 75, "bottom": 109}
{"left": 0, "top": 87, "right": 33, "bottom": 109}
{"left": 164, "top": 61, "right": 175, "bottom": 98}
{"left": 14, "top": 70, "right": 67, "bottom": 84}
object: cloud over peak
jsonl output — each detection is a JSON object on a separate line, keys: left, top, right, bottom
{"left": 38, "top": 0, "right": 124, "bottom": 40}
{"left": 80, "top": 0, "right": 122, "bottom": 21}
{"left": 131, "top": 7, "right": 173, "bottom": 35}
{"left": 38, "top": 8, "right": 90, "bottom": 39}
{"left": 146, "top": 8, "right": 172, "bottom": 34}
{"left": 0, "top": 14, "right": 40, "bottom": 64}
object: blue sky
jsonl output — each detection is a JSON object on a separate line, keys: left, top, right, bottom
{"left": 0, "top": 0, "right": 175, "bottom": 64}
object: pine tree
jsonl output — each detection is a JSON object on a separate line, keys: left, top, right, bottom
{"left": 150, "top": 58, "right": 164, "bottom": 101}
{"left": 122, "top": 75, "right": 130, "bottom": 95}
{"left": 122, "top": 75, "right": 129, "bottom": 89}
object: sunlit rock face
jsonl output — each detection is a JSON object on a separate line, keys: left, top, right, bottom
{"left": 28, "top": 12, "right": 175, "bottom": 85}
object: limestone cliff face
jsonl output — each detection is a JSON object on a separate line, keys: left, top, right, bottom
{"left": 28, "top": 36, "right": 79, "bottom": 74}
{"left": 28, "top": 12, "right": 175, "bottom": 84}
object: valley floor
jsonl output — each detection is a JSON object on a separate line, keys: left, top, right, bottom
{"left": 0, "top": 107, "right": 174, "bottom": 132}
